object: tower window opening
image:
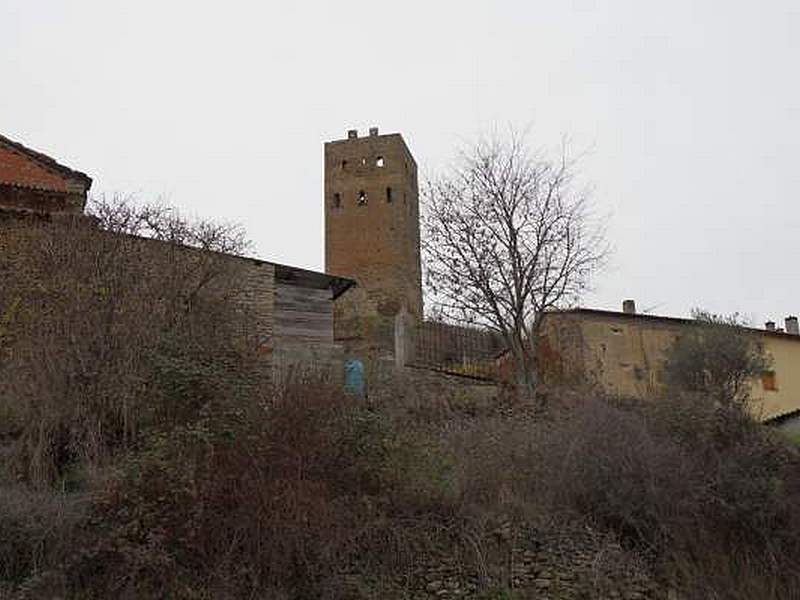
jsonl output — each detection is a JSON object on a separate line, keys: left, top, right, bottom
{"left": 357, "top": 190, "right": 368, "bottom": 205}
{"left": 333, "top": 192, "right": 341, "bottom": 208}
{"left": 361, "top": 157, "right": 367, "bottom": 166}
{"left": 341, "top": 160, "right": 348, "bottom": 170}
{"left": 376, "top": 156, "right": 385, "bottom": 167}
{"left": 386, "top": 187, "right": 393, "bottom": 202}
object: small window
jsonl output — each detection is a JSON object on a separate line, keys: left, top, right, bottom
{"left": 376, "top": 156, "right": 385, "bottom": 167}
{"left": 386, "top": 187, "right": 392, "bottom": 202}
{"left": 357, "top": 190, "right": 367, "bottom": 205}
{"left": 341, "top": 160, "right": 348, "bottom": 170}
{"left": 333, "top": 192, "right": 341, "bottom": 208}
{"left": 762, "top": 370, "right": 778, "bottom": 392}
{"left": 361, "top": 157, "right": 367, "bottom": 166}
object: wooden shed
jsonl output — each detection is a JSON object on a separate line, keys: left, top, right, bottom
{"left": 273, "top": 262, "right": 354, "bottom": 346}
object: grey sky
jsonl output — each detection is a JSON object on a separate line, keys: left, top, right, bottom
{"left": 2, "top": 1, "right": 798, "bottom": 325}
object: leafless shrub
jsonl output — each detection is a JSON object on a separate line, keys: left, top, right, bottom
{"left": 528, "top": 394, "right": 800, "bottom": 599}
{"left": 9, "top": 366, "right": 793, "bottom": 598}
{"left": 0, "top": 486, "right": 86, "bottom": 589}
{"left": 3, "top": 214, "right": 797, "bottom": 600}
{"left": 63, "top": 376, "right": 457, "bottom": 598}
{"left": 0, "top": 197, "right": 256, "bottom": 487}
{"left": 88, "top": 194, "right": 252, "bottom": 255}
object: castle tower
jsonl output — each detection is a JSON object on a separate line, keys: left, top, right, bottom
{"left": 325, "top": 128, "right": 423, "bottom": 351}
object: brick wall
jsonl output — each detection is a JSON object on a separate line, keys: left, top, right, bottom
{"left": 325, "top": 132, "right": 423, "bottom": 351}
{"left": 0, "top": 144, "right": 87, "bottom": 195}
{"left": 0, "top": 139, "right": 89, "bottom": 214}
{"left": 0, "top": 184, "right": 85, "bottom": 214}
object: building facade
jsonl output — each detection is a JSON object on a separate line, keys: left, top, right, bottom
{"left": 538, "top": 303, "right": 800, "bottom": 422}
{"left": 324, "top": 128, "right": 423, "bottom": 353}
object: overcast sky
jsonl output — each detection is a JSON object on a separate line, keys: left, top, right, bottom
{"left": 2, "top": 1, "right": 798, "bottom": 325}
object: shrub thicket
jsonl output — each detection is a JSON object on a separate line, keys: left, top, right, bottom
{"left": 663, "top": 309, "right": 772, "bottom": 406}
{"left": 3, "top": 377, "right": 800, "bottom": 598}
{"left": 0, "top": 198, "right": 252, "bottom": 487}
{"left": 529, "top": 394, "right": 800, "bottom": 599}
{"left": 2, "top": 200, "right": 800, "bottom": 599}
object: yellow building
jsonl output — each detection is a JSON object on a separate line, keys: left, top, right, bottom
{"left": 539, "top": 301, "right": 800, "bottom": 424}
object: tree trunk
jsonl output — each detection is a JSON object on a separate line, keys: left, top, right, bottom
{"left": 511, "top": 341, "right": 537, "bottom": 400}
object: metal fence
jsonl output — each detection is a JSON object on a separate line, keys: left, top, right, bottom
{"left": 409, "top": 320, "right": 503, "bottom": 380}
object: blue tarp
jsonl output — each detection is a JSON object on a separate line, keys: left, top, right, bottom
{"left": 344, "top": 358, "right": 365, "bottom": 397}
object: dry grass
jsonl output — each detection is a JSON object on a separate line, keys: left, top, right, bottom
{"left": 0, "top": 208, "right": 254, "bottom": 488}
{"left": 526, "top": 394, "right": 800, "bottom": 599}
{"left": 2, "top": 203, "right": 799, "bottom": 598}
{"left": 2, "top": 375, "right": 800, "bottom": 598}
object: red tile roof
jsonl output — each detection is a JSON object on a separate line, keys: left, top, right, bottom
{"left": 0, "top": 133, "right": 92, "bottom": 194}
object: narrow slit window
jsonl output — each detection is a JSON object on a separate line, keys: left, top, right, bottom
{"left": 341, "top": 160, "right": 348, "bottom": 171}
{"left": 333, "top": 192, "right": 341, "bottom": 208}
{"left": 376, "top": 156, "right": 385, "bottom": 167}
{"left": 361, "top": 157, "right": 367, "bottom": 166}
{"left": 386, "top": 187, "right": 393, "bottom": 202}
{"left": 357, "top": 190, "right": 368, "bottom": 205}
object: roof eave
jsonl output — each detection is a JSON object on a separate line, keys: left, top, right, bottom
{"left": 0, "top": 133, "right": 93, "bottom": 191}
{"left": 547, "top": 308, "right": 800, "bottom": 342}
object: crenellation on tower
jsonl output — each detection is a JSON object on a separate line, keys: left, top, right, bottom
{"left": 324, "top": 128, "right": 423, "bottom": 352}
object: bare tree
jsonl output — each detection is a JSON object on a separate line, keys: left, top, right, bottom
{"left": 422, "top": 132, "right": 607, "bottom": 396}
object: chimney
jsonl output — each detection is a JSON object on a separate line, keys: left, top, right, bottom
{"left": 369, "top": 127, "right": 379, "bottom": 136}
{"left": 622, "top": 299, "right": 636, "bottom": 315}
{"left": 766, "top": 321, "right": 776, "bottom": 332}
{"left": 786, "top": 316, "right": 799, "bottom": 335}
{"left": 347, "top": 129, "right": 358, "bottom": 139}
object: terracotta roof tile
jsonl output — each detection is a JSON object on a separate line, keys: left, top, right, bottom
{"left": 0, "top": 133, "right": 92, "bottom": 194}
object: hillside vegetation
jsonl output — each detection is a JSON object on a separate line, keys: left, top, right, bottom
{"left": 2, "top": 209, "right": 800, "bottom": 599}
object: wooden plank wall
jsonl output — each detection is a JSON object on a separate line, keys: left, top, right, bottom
{"left": 274, "top": 283, "right": 334, "bottom": 344}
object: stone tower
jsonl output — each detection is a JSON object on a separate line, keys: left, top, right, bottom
{"left": 324, "top": 128, "right": 423, "bottom": 351}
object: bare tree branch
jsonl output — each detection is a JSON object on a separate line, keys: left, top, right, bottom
{"left": 421, "top": 130, "right": 609, "bottom": 396}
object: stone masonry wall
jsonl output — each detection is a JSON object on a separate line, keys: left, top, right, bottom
{"left": 229, "top": 256, "right": 275, "bottom": 354}
{"left": 1, "top": 213, "right": 277, "bottom": 378}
